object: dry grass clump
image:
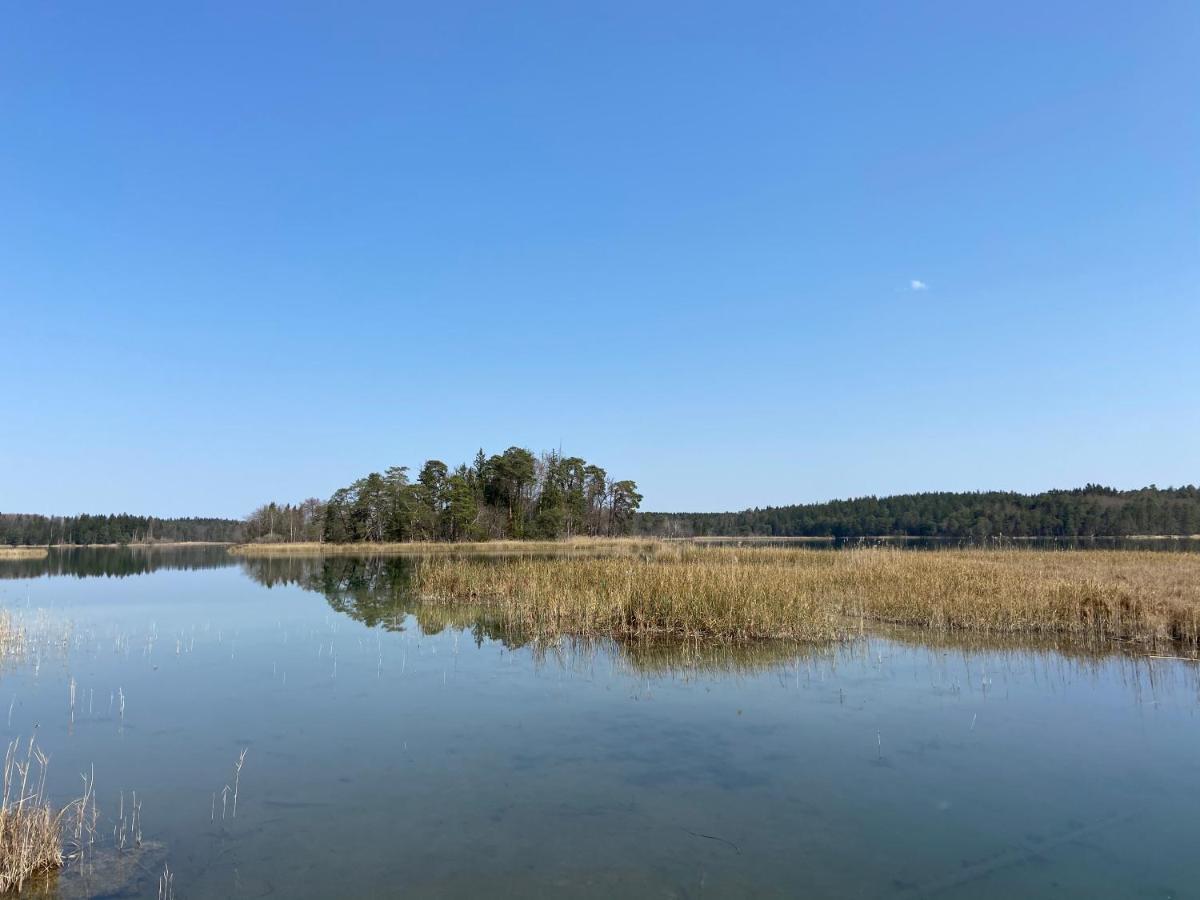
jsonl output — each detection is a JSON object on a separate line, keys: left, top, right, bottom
{"left": 228, "top": 538, "right": 656, "bottom": 557}
{"left": 0, "top": 739, "right": 63, "bottom": 893}
{"left": 0, "top": 612, "right": 25, "bottom": 663}
{"left": 417, "top": 548, "right": 846, "bottom": 641}
{"left": 0, "top": 548, "right": 47, "bottom": 560}
{"left": 414, "top": 545, "right": 1200, "bottom": 648}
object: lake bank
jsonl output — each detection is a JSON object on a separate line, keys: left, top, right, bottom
{"left": 228, "top": 538, "right": 657, "bottom": 556}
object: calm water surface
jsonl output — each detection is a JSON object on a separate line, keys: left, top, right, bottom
{"left": 1, "top": 547, "right": 1197, "bottom": 899}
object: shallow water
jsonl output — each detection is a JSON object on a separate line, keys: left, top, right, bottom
{"left": 1, "top": 548, "right": 1198, "bottom": 898}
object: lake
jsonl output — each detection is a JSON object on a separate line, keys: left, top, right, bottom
{"left": 1, "top": 546, "right": 1197, "bottom": 898}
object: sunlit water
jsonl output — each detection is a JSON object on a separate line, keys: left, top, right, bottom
{"left": 1, "top": 548, "right": 1197, "bottom": 898}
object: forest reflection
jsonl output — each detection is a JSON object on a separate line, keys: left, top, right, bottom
{"left": 234, "top": 554, "right": 1172, "bottom": 680}
{"left": 4, "top": 547, "right": 1188, "bottom": 680}
{"left": 235, "top": 554, "right": 831, "bottom": 673}
{"left": 0, "top": 544, "right": 235, "bottom": 579}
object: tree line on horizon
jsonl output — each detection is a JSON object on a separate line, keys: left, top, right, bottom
{"left": 5, "top": 483, "right": 1200, "bottom": 547}
{"left": 0, "top": 513, "right": 242, "bottom": 546}
{"left": 242, "top": 447, "right": 644, "bottom": 544}
{"left": 633, "top": 485, "right": 1200, "bottom": 539}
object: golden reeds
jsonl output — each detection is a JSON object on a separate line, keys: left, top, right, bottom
{"left": 0, "top": 548, "right": 47, "bottom": 561}
{"left": 413, "top": 545, "right": 1200, "bottom": 649}
{"left": 0, "top": 738, "right": 63, "bottom": 893}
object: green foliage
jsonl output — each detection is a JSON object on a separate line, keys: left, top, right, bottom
{"left": 634, "top": 485, "right": 1200, "bottom": 539}
{"left": 252, "top": 446, "right": 642, "bottom": 544}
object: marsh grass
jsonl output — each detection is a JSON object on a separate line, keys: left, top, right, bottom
{"left": 0, "top": 548, "right": 47, "bottom": 561}
{"left": 0, "top": 610, "right": 93, "bottom": 892}
{"left": 414, "top": 545, "right": 1200, "bottom": 649}
{"left": 0, "top": 739, "right": 64, "bottom": 893}
{"left": 0, "top": 611, "right": 74, "bottom": 676}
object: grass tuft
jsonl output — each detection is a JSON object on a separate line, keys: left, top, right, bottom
{"left": 0, "top": 738, "right": 63, "bottom": 893}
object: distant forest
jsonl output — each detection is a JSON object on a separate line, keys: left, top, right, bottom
{"left": 243, "top": 447, "right": 643, "bottom": 544}
{"left": 5, "top": 483, "right": 1198, "bottom": 547}
{"left": 634, "top": 485, "right": 1200, "bottom": 539}
{"left": 0, "top": 513, "right": 242, "bottom": 546}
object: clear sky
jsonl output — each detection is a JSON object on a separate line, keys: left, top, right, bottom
{"left": 2, "top": 2, "right": 1196, "bottom": 518}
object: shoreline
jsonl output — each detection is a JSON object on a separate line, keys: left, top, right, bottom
{"left": 228, "top": 538, "right": 654, "bottom": 556}
{"left": 2, "top": 541, "right": 233, "bottom": 550}
{"left": 229, "top": 534, "right": 1200, "bottom": 555}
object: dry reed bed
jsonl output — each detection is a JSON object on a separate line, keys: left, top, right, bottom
{"left": 0, "top": 548, "right": 48, "bottom": 560}
{"left": 0, "top": 613, "right": 85, "bottom": 891}
{"left": 0, "top": 739, "right": 63, "bottom": 893}
{"left": 0, "top": 620, "right": 61, "bottom": 892}
{"left": 414, "top": 546, "right": 1200, "bottom": 648}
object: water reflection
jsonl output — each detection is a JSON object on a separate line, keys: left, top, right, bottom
{"left": 240, "top": 554, "right": 569, "bottom": 653}
{"left": 240, "top": 554, "right": 416, "bottom": 628}
{"left": 0, "top": 545, "right": 235, "bottom": 579}
{"left": 6, "top": 545, "right": 1198, "bottom": 680}
{"left": 1, "top": 549, "right": 1199, "bottom": 898}
{"left": 234, "top": 554, "right": 1194, "bottom": 684}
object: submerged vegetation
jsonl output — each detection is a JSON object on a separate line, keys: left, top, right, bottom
{"left": 412, "top": 544, "right": 1200, "bottom": 649}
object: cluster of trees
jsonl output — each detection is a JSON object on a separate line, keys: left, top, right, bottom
{"left": 242, "top": 499, "right": 326, "bottom": 544}
{"left": 0, "top": 513, "right": 243, "bottom": 546}
{"left": 247, "top": 447, "right": 642, "bottom": 544}
{"left": 634, "top": 485, "right": 1200, "bottom": 539}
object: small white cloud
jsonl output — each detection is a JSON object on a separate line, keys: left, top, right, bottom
{"left": 910, "top": 279, "right": 928, "bottom": 291}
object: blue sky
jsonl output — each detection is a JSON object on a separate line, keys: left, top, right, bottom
{"left": 2, "top": 2, "right": 1197, "bottom": 517}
